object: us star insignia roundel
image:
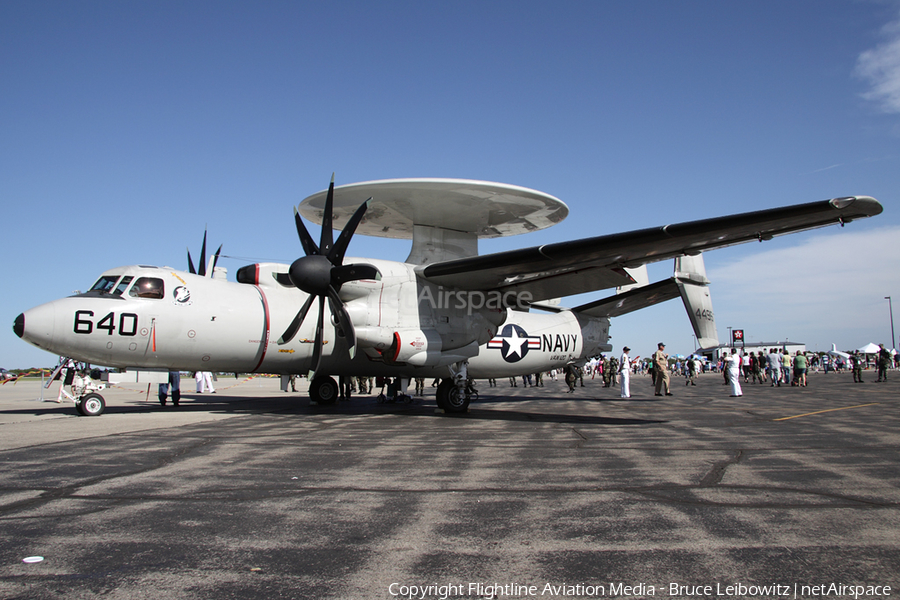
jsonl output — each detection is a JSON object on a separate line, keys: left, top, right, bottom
{"left": 487, "top": 324, "right": 541, "bottom": 363}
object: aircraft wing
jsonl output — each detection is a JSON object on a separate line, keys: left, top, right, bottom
{"left": 418, "top": 196, "right": 882, "bottom": 302}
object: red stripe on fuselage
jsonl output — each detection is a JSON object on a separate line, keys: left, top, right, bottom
{"left": 252, "top": 286, "right": 271, "bottom": 372}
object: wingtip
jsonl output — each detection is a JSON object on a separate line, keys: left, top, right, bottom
{"left": 830, "top": 195, "right": 883, "bottom": 217}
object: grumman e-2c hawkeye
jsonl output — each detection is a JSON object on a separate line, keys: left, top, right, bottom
{"left": 13, "top": 177, "right": 882, "bottom": 415}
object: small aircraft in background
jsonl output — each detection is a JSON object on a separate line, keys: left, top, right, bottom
{"left": 828, "top": 343, "right": 852, "bottom": 364}
{"left": 14, "top": 176, "right": 882, "bottom": 415}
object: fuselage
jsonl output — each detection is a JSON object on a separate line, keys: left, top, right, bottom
{"left": 14, "top": 259, "right": 611, "bottom": 378}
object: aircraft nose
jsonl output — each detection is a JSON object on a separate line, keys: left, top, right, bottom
{"left": 15, "top": 303, "right": 57, "bottom": 351}
{"left": 13, "top": 313, "right": 24, "bottom": 338}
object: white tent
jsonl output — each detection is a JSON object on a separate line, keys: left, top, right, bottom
{"left": 858, "top": 342, "right": 881, "bottom": 354}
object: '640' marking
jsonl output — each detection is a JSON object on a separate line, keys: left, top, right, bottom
{"left": 74, "top": 310, "right": 139, "bottom": 336}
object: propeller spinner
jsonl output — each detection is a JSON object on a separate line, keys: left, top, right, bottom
{"left": 277, "top": 175, "right": 381, "bottom": 379}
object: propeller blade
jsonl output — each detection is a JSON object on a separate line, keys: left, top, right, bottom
{"left": 327, "top": 287, "right": 357, "bottom": 359}
{"left": 329, "top": 198, "right": 372, "bottom": 266}
{"left": 308, "top": 297, "right": 326, "bottom": 379}
{"left": 294, "top": 207, "right": 320, "bottom": 256}
{"left": 331, "top": 263, "right": 382, "bottom": 288}
{"left": 198, "top": 230, "right": 208, "bottom": 277}
{"left": 319, "top": 174, "right": 335, "bottom": 258}
{"left": 277, "top": 294, "right": 315, "bottom": 345}
{"left": 209, "top": 244, "right": 223, "bottom": 275}
{"left": 187, "top": 249, "right": 197, "bottom": 275}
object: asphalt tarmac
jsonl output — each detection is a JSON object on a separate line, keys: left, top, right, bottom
{"left": 0, "top": 370, "right": 898, "bottom": 600}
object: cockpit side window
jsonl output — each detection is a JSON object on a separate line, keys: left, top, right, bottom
{"left": 129, "top": 277, "right": 165, "bottom": 299}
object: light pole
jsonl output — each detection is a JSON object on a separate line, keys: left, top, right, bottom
{"left": 887, "top": 296, "right": 896, "bottom": 351}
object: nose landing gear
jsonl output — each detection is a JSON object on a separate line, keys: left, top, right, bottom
{"left": 48, "top": 358, "right": 108, "bottom": 416}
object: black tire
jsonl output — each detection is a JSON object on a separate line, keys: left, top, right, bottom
{"left": 309, "top": 376, "right": 339, "bottom": 405}
{"left": 78, "top": 393, "right": 106, "bottom": 417}
{"left": 436, "top": 379, "right": 469, "bottom": 413}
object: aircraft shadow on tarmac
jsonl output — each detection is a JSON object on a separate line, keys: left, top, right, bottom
{"left": 3, "top": 392, "right": 666, "bottom": 426}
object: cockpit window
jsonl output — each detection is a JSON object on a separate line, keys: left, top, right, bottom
{"left": 128, "top": 277, "right": 165, "bottom": 299}
{"left": 89, "top": 275, "right": 120, "bottom": 294}
{"left": 113, "top": 276, "right": 134, "bottom": 297}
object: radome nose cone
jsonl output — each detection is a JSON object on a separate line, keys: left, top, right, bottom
{"left": 15, "top": 303, "right": 56, "bottom": 350}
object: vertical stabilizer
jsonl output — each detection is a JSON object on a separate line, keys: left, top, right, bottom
{"left": 674, "top": 255, "right": 718, "bottom": 349}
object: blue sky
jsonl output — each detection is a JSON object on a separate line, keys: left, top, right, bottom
{"left": 2, "top": 1, "right": 899, "bottom": 369}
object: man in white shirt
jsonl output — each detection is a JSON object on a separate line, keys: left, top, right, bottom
{"left": 620, "top": 346, "right": 631, "bottom": 398}
{"left": 766, "top": 349, "right": 782, "bottom": 387}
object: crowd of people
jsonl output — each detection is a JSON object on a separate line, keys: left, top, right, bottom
{"left": 172, "top": 343, "right": 895, "bottom": 406}
{"left": 532, "top": 342, "right": 897, "bottom": 400}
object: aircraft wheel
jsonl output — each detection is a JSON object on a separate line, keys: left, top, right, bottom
{"left": 436, "top": 379, "right": 468, "bottom": 413}
{"left": 309, "top": 376, "right": 338, "bottom": 405}
{"left": 77, "top": 393, "right": 106, "bottom": 417}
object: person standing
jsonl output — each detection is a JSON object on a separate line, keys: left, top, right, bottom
{"left": 619, "top": 347, "right": 631, "bottom": 398}
{"left": 877, "top": 343, "right": 891, "bottom": 382}
{"left": 726, "top": 350, "right": 743, "bottom": 397}
{"left": 158, "top": 371, "right": 181, "bottom": 407}
{"left": 685, "top": 355, "right": 698, "bottom": 386}
{"left": 339, "top": 376, "right": 353, "bottom": 401}
{"left": 851, "top": 351, "right": 865, "bottom": 383}
{"left": 653, "top": 342, "right": 672, "bottom": 396}
{"left": 794, "top": 351, "right": 808, "bottom": 387}
{"left": 564, "top": 362, "right": 578, "bottom": 393}
{"left": 782, "top": 350, "right": 792, "bottom": 386}
{"left": 195, "top": 371, "right": 215, "bottom": 393}
{"left": 767, "top": 349, "right": 782, "bottom": 387}
{"left": 751, "top": 351, "right": 764, "bottom": 384}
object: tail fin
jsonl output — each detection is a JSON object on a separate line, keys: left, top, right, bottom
{"left": 674, "top": 255, "right": 718, "bottom": 349}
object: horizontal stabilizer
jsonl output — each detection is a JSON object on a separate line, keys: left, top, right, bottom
{"left": 572, "top": 279, "right": 681, "bottom": 318}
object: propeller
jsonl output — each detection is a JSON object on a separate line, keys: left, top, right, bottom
{"left": 277, "top": 175, "right": 380, "bottom": 380}
{"left": 187, "top": 229, "right": 222, "bottom": 277}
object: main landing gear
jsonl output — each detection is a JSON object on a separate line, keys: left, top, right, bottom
{"left": 308, "top": 376, "right": 339, "bottom": 405}
{"left": 435, "top": 360, "right": 474, "bottom": 414}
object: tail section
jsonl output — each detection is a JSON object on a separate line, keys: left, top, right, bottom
{"left": 674, "top": 255, "right": 718, "bottom": 349}
{"left": 572, "top": 254, "right": 719, "bottom": 350}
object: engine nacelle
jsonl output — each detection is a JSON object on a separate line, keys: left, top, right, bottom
{"left": 391, "top": 329, "right": 444, "bottom": 366}
{"left": 356, "top": 327, "right": 444, "bottom": 367}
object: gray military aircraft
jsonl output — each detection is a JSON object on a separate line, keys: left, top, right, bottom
{"left": 13, "top": 176, "right": 882, "bottom": 415}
